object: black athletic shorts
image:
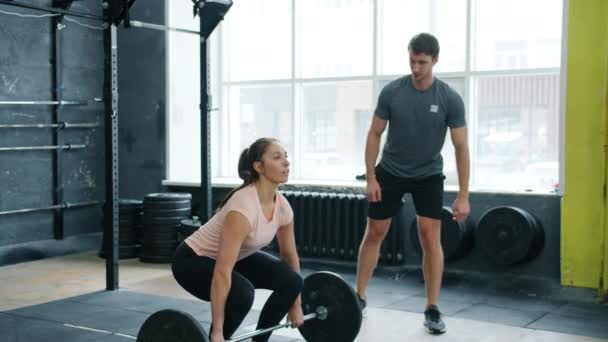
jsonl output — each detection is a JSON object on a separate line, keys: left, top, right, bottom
{"left": 368, "top": 164, "right": 445, "bottom": 220}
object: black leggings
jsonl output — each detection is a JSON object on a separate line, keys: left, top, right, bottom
{"left": 171, "top": 242, "right": 303, "bottom": 342}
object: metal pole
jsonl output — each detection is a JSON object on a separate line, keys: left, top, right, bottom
{"left": 0, "top": 144, "right": 86, "bottom": 152}
{"left": 0, "top": 201, "right": 100, "bottom": 216}
{"left": 103, "top": 10, "right": 120, "bottom": 290}
{"left": 51, "top": 14, "right": 65, "bottom": 240}
{"left": 0, "top": 122, "right": 99, "bottom": 129}
{"left": 200, "top": 16, "right": 212, "bottom": 222}
{"left": 0, "top": 0, "right": 103, "bottom": 21}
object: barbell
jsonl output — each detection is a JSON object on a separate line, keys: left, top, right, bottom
{"left": 136, "top": 271, "right": 363, "bottom": 342}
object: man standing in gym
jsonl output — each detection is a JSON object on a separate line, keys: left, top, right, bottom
{"left": 356, "top": 32, "right": 470, "bottom": 334}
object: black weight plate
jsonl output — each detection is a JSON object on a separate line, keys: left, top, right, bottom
{"left": 144, "top": 193, "right": 192, "bottom": 202}
{"left": 137, "top": 309, "right": 208, "bottom": 342}
{"left": 120, "top": 199, "right": 143, "bottom": 208}
{"left": 99, "top": 245, "right": 140, "bottom": 259}
{"left": 476, "top": 206, "right": 540, "bottom": 265}
{"left": 143, "top": 222, "right": 182, "bottom": 230}
{"left": 142, "top": 224, "right": 178, "bottom": 232}
{"left": 144, "top": 207, "right": 192, "bottom": 218}
{"left": 142, "top": 226, "right": 178, "bottom": 237}
{"left": 298, "top": 271, "right": 362, "bottom": 342}
{"left": 140, "top": 238, "right": 178, "bottom": 247}
{"left": 144, "top": 200, "right": 192, "bottom": 210}
{"left": 139, "top": 254, "right": 174, "bottom": 264}
{"left": 142, "top": 231, "right": 182, "bottom": 240}
{"left": 119, "top": 208, "right": 143, "bottom": 216}
{"left": 140, "top": 240, "right": 178, "bottom": 255}
{"left": 178, "top": 219, "right": 201, "bottom": 239}
{"left": 119, "top": 217, "right": 139, "bottom": 227}
{"left": 519, "top": 209, "right": 544, "bottom": 263}
{"left": 140, "top": 248, "right": 176, "bottom": 258}
{"left": 144, "top": 216, "right": 190, "bottom": 226}
{"left": 180, "top": 219, "right": 202, "bottom": 229}
{"left": 119, "top": 231, "right": 138, "bottom": 245}
{"left": 142, "top": 231, "right": 178, "bottom": 242}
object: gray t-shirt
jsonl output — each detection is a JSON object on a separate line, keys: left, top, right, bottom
{"left": 375, "top": 75, "right": 466, "bottom": 179}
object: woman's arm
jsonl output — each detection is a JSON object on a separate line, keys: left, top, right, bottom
{"left": 210, "top": 211, "right": 251, "bottom": 336}
{"left": 276, "top": 221, "right": 300, "bottom": 273}
{"left": 276, "top": 222, "right": 304, "bottom": 326}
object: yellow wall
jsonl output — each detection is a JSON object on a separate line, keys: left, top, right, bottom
{"left": 561, "top": 0, "right": 608, "bottom": 289}
{"left": 604, "top": 13, "right": 608, "bottom": 291}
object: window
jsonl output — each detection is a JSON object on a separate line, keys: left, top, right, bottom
{"left": 167, "top": 0, "right": 564, "bottom": 193}
{"left": 378, "top": 0, "right": 467, "bottom": 74}
{"left": 223, "top": 0, "right": 292, "bottom": 81}
{"left": 223, "top": 84, "right": 294, "bottom": 178}
{"left": 472, "top": 74, "right": 560, "bottom": 191}
{"left": 300, "top": 81, "right": 373, "bottom": 180}
{"left": 296, "top": 0, "right": 373, "bottom": 78}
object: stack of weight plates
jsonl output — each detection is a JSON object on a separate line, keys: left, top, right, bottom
{"left": 178, "top": 217, "right": 202, "bottom": 243}
{"left": 476, "top": 206, "right": 544, "bottom": 266}
{"left": 99, "top": 199, "right": 143, "bottom": 259}
{"left": 140, "top": 193, "right": 192, "bottom": 263}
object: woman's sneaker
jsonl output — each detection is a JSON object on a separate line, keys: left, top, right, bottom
{"left": 424, "top": 305, "right": 446, "bottom": 334}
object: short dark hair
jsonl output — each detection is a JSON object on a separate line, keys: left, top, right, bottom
{"left": 408, "top": 33, "right": 440, "bottom": 59}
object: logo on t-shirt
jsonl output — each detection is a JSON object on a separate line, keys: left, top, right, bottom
{"left": 430, "top": 104, "right": 439, "bottom": 113}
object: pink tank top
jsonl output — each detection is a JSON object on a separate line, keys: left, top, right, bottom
{"left": 185, "top": 185, "right": 294, "bottom": 260}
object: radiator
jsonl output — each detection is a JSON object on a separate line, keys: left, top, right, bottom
{"left": 278, "top": 191, "right": 406, "bottom": 265}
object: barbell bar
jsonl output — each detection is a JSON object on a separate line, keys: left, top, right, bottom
{"left": 0, "top": 0, "right": 103, "bottom": 21}
{"left": 0, "top": 200, "right": 100, "bottom": 216}
{"left": 128, "top": 20, "right": 201, "bottom": 36}
{"left": 137, "top": 271, "right": 363, "bottom": 342}
{"left": 228, "top": 306, "right": 327, "bottom": 342}
{"left": 0, "top": 122, "right": 99, "bottom": 129}
{"left": 0, "top": 144, "right": 86, "bottom": 152}
{"left": 0, "top": 98, "right": 102, "bottom": 106}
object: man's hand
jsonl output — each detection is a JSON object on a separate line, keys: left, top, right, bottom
{"left": 452, "top": 196, "right": 470, "bottom": 222}
{"left": 366, "top": 177, "right": 382, "bottom": 202}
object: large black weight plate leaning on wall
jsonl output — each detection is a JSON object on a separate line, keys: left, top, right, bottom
{"left": 298, "top": 271, "right": 362, "bottom": 342}
{"left": 409, "top": 206, "right": 474, "bottom": 261}
{"left": 476, "top": 206, "right": 544, "bottom": 265}
{"left": 137, "top": 309, "right": 209, "bottom": 342}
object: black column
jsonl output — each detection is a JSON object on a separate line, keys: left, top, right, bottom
{"left": 51, "top": 15, "right": 64, "bottom": 240}
{"left": 103, "top": 16, "right": 120, "bottom": 290}
{"left": 199, "top": 25, "right": 211, "bottom": 222}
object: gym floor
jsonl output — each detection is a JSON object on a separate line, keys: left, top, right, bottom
{"left": 1, "top": 252, "right": 607, "bottom": 341}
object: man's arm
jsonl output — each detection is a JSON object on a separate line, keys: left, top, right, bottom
{"left": 450, "top": 126, "right": 470, "bottom": 221}
{"left": 365, "top": 116, "right": 388, "bottom": 180}
{"left": 365, "top": 116, "right": 387, "bottom": 202}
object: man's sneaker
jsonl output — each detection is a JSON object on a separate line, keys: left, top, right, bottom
{"left": 424, "top": 305, "right": 446, "bottom": 334}
{"left": 357, "top": 294, "right": 368, "bottom": 316}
